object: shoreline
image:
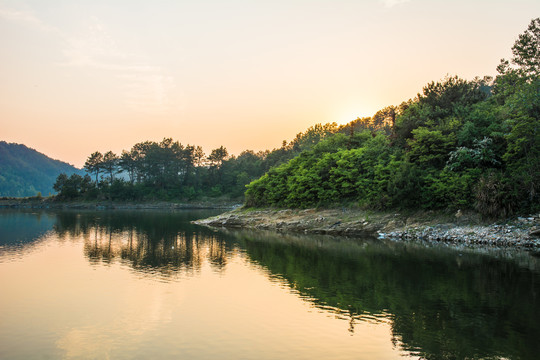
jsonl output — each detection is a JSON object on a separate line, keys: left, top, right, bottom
{"left": 0, "top": 198, "right": 240, "bottom": 210}
{"left": 4, "top": 197, "right": 539, "bottom": 250}
{"left": 194, "top": 207, "right": 540, "bottom": 250}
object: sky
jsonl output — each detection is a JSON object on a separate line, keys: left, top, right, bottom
{"left": 1, "top": 0, "right": 539, "bottom": 168}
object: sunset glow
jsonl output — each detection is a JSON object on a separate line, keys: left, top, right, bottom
{"left": 1, "top": 0, "right": 539, "bottom": 167}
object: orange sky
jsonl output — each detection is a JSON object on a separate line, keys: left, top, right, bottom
{"left": 1, "top": 0, "right": 539, "bottom": 167}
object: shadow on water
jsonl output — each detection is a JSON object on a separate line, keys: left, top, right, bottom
{"left": 1, "top": 210, "right": 539, "bottom": 359}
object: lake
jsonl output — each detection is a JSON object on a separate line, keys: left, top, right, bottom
{"left": 1, "top": 209, "right": 539, "bottom": 359}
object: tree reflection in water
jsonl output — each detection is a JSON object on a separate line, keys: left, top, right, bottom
{"left": 229, "top": 229, "right": 540, "bottom": 360}
{"left": 50, "top": 211, "right": 540, "bottom": 360}
{"left": 53, "top": 210, "right": 233, "bottom": 277}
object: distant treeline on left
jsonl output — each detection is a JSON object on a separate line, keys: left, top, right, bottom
{"left": 52, "top": 125, "right": 339, "bottom": 202}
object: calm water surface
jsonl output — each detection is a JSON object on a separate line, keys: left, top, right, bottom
{"left": 1, "top": 209, "right": 539, "bottom": 359}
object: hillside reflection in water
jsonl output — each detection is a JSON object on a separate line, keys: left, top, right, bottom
{"left": 1, "top": 210, "right": 540, "bottom": 359}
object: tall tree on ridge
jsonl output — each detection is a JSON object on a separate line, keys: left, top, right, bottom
{"left": 84, "top": 151, "right": 103, "bottom": 184}
{"left": 511, "top": 18, "right": 540, "bottom": 79}
{"left": 119, "top": 150, "right": 137, "bottom": 184}
{"left": 208, "top": 146, "right": 229, "bottom": 168}
{"left": 102, "top": 151, "right": 119, "bottom": 183}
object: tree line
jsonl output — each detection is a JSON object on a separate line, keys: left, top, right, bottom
{"left": 245, "top": 19, "right": 540, "bottom": 217}
{"left": 53, "top": 122, "right": 339, "bottom": 201}
{"left": 55, "top": 18, "right": 540, "bottom": 217}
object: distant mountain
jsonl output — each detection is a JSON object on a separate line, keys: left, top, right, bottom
{"left": 0, "top": 141, "right": 84, "bottom": 197}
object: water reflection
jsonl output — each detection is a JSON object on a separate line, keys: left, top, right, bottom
{"left": 0, "top": 210, "right": 56, "bottom": 248}
{"left": 229, "top": 229, "right": 540, "bottom": 360}
{"left": 52, "top": 210, "right": 233, "bottom": 276}
{"left": 1, "top": 210, "right": 540, "bottom": 359}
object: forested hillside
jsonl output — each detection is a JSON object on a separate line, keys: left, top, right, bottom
{"left": 0, "top": 141, "right": 83, "bottom": 197}
{"left": 245, "top": 19, "right": 540, "bottom": 217}
{"left": 50, "top": 125, "right": 335, "bottom": 202}
{"left": 52, "top": 19, "right": 539, "bottom": 217}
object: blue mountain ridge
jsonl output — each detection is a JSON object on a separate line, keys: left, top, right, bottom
{"left": 0, "top": 141, "right": 84, "bottom": 197}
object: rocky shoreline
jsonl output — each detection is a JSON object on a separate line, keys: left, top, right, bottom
{"left": 194, "top": 208, "right": 540, "bottom": 250}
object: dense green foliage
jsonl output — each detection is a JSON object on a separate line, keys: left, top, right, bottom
{"left": 246, "top": 19, "right": 540, "bottom": 217}
{"left": 52, "top": 122, "right": 338, "bottom": 201}
{"left": 49, "top": 19, "right": 540, "bottom": 215}
{"left": 0, "top": 141, "right": 83, "bottom": 197}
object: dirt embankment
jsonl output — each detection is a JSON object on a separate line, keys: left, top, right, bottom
{"left": 194, "top": 208, "right": 540, "bottom": 249}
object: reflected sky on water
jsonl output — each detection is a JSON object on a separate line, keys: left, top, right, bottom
{"left": 1, "top": 209, "right": 539, "bottom": 359}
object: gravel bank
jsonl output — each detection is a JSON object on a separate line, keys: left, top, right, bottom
{"left": 194, "top": 208, "right": 540, "bottom": 250}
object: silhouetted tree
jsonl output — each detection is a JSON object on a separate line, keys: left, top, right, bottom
{"left": 208, "top": 146, "right": 229, "bottom": 168}
{"left": 84, "top": 151, "right": 103, "bottom": 184}
{"left": 102, "top": 151, "right": 119, "bottom": 183}
{"left": 511, "top": 17, "right": 540, "bottom": 78}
